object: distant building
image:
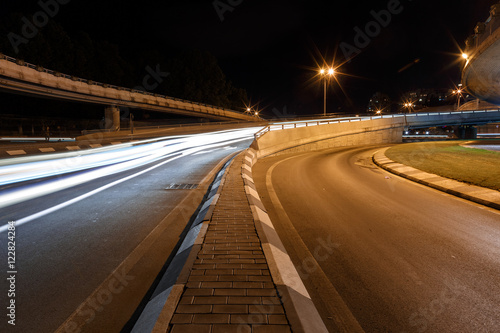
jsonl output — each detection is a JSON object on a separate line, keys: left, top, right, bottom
{"left": 401, "top": 89, "right": 460, "bottom": 109}
{"left": 367, "top": 92, "right": 392, "bottom": 113}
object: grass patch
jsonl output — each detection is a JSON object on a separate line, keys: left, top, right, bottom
{"left": 385, "top": 140, "right": 500, "bottom": 191}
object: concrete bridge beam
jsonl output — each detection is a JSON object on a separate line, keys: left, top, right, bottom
{"left": 456, "top": 125, "right": 478, "bottom": 139}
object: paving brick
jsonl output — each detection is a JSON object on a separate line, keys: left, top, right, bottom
{"left": 193, "top": 296, "right": 227, "bottom": 305}
{"left": 188, "top": 275, "right": 219, "bottom": 282}
{"left": 248, "top": 276, "right": 272, "bottom": 282}
{"left": 241, "top": 264, "right": 268, "bottom": 269}
{"left": 213, "top": 289, "right": 247, "bottom": 296}
{"left": 233, "top": 282, "right": 263, "bottom": 289}
{"left": 179, "top": 296, "right": 194, "bottom": 305}
{"left": 193, "top": 314, "right": 230, "bottom": 324}
{"left": 184, "top": 289, "right": 214, "bottom": 296}
{"left": 228, "top": 259, "right": 255, "bottom": 264}
{"left": 192, "top": 264, "right": 216, "bottom": 270}
{"left": 201, "top": 281, "right": 233, "bottom": 289}
{"left": 249, "top": 305, "right": 284, "bottom": 314}
{"left": 212, "top": 324, "right": 251, "bottom": 333}
{"left": 171, "top": 324, "right": 211, "bottom": 333}
{"left": 176, "top": 304, "right": 212, "bottom": 314}
{"left": 218, "top": 275, "right": 248, "bottom": 282}
{"left": 247, "top": 289, "right": 277, "bottom": 297}
{"left": 262, "top": 297, "right": 282, "bottom": 305}
{"left": 230, "top": 314, "right": 268, "bottom": 325}
{"left": 186, "top": 281, "right": 202, "bottom": 288}
{"left": 213, "top": 304, "right": 248, "bottom": 314}
{"left": 228, "top": 296, "right": 261, "bottom": 304}
{"left": 253, "top": 325, "right": 291, "bottom": 333}
{"left": 234, "top": 269, "right": 262, "bottom": 276}
{"left": 268, "top": 315, "right": 289, "bottom": 325}
{"left": 215, "top": 264, "right": 243, "bottom": 269}
{"left": 170, "top": 313, "right": 193, "bottom": 324}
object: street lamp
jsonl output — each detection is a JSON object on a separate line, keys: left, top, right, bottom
{"left": 403, "top": 103, "right": 414, "bottom": 113}
{"left": 452, "top": 89, "right": 464, "bottom": 110}
{"left": 319, "top": 67, "right": 335, "bottom": 116}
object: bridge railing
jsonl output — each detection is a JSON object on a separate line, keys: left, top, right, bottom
{"left": 254, "top": 110, "right": 500, "bottom": 139}
{"left": 0, "top": 53, "right": 248, "bottom": 115}
{"left": 465, "top": 3, "right": 500, "bottom": 56}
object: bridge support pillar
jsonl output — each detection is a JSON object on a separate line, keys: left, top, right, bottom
{"left": 457, "top": 125, "right": 477, "bottom": 139}
{"left": 104, "top": 106, "right": 120, "bottom": 131}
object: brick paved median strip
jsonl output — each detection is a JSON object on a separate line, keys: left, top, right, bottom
{"left": 167, "top": 153, "right": 292, "bottom": 333}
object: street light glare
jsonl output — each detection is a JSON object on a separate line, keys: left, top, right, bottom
{"left": 462, "top": 53, "right": 468, "bottom": 60}
{"left": 328, "top": 68, "right": 335, "bottom": 75}
{"left": 320, "top": 69, "right": 325, "bottom": 75}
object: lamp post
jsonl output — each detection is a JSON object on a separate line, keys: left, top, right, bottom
{"left": 452, "top": 89, "right": 463, "bottom": 110}
{"left": 319, "top": 67, "right": 335, "bottom": 117}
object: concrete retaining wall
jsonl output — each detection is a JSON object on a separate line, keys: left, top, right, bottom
{"left": 253, "top": 118, "right": 405, "bottom": 158}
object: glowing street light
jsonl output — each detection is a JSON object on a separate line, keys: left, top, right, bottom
{"left": 403, "top": 103, "right": 414, "bottom": 113}
{"left": 461, "top": 53, "right": 468, "bottom": 60}
{"left": 319, "top": 67, "right": 335, "bottom": 116}
{"left": 452, "top": 88, "right": 464, "bottom": 110}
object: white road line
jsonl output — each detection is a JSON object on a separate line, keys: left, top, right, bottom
{"left": 0, "top": 154, "right": 183, "bottom": 233}
{"left": 0, "top": 137, "right": 252, "bottom": 233}
{"left": 265, "top": 155, "right": 364, "bottom": 332}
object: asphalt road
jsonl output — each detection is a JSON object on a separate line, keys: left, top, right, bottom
{"left": 0, "top": 130, "right": 255, "bottom": 332}
{"left": 253, "top": 145, "right": 500, "bottom": 333}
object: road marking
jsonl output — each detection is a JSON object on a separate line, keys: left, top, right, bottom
{"left": 0, "top": 154, "right": 184, "bottom": 233}
{"left": 6, "top": 150, "right": 26, "bottom": 155}
{"left": 39, "top": 147, "right": 55, "bottom": 152}
{"left": 265, "top": 154, "right": 365, "bottom": 333}
{"left": 54, "top": 145, "right": 243, "bottom": 332}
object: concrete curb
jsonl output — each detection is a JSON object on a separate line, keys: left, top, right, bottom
{"left": 242, "top": 148, "right": 329, "bottom": 333}
{"left": 131, "top": 153, "right": 237, "bottom": 333}
{"left": 373, "top": 147, "right": 500, "bottom": 211}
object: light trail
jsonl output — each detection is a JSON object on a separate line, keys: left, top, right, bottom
{"left": 0, "top": 128, "right": 260, "bottom": 231}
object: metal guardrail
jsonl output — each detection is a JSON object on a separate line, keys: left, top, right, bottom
{"left": 0, "top": 53, "right": 248, "bottom": 116}
{"left": 254, "top": 110, "right": 500, "bottom": 139}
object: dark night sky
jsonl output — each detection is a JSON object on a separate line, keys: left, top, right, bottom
{"left": 1, "top": 0, "right": 497, "bottom": 115}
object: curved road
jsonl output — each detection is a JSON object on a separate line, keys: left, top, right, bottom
{"left": 253, "top": 145, "right": 500, "bottom": 333}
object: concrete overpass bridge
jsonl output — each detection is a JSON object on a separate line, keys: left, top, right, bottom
{"left": 0, "top": 54, "right": 257, "bottom": 130}
{"left": 463, "top": 2, "right": 500, "bottom": 105}
{"left": 253, "top": 110, "right": 500, "bottom": 157}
